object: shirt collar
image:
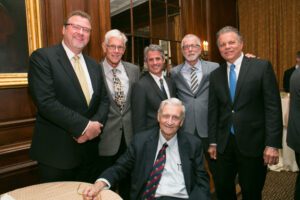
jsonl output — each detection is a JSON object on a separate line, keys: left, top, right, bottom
{"left": 182, "top": 59, "right": 202, "bottom": 72}
{"left": 227, "top": 52, "right": 244, "bottom": 69}
{"left": 103, "top": 58, "right": 124, "bottom": 74}
{"left": 149, "top": 72, "right": 164, "bottom": 81}
{"left": 159, "top": 130, "right": 177, "bottom": 148}
{"left": 62, "top": 41, "right": 83, "bottom": 60}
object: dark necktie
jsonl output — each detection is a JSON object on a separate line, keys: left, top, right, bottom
{"left": 112, "top": 68, "right": 125, "bottom": 112}
{"left": 190, "top": 66, "right": 199, "bottom": 94}
{"left": 142, "top": 143, "right": 168, "bottom": 200}
{"left": 159, "top": 78, "right": 168, "bottom": 99}
{"left": 229, "top": 64, "right": 236, "bottom": 134}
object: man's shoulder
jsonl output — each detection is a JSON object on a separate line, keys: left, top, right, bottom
{"left": 284, "top": 66, "right": 296, "bottom": 74}
{"left": 171, "top": 63, "right": 184, "bottom": 73}
{"left": 178, "top": 131, "right": 201, "bottom": 145}
{"left": 132, "top": 127, "right": 158, "bottom": 143}
{"left": 122, "top": 61, "right": 139, "bottom": 70}
{"left": 201, "top": 60, "right": 219, "bottom": 69}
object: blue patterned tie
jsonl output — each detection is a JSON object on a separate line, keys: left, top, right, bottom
{"left": 142, "top": 143, "right": 168, "bottom": 200}
{"left": 229, "top": 64, "right": 236, "bottom": 134}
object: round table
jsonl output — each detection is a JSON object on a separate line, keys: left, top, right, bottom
{"left": 0, "top": 181, "right": 122, "bottom": 200}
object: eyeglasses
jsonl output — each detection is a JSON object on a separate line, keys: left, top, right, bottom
{"left": 106, "top": 45, "right": 125, "bottom": 51}
{"left": 182, "top": 44, "right": 201, "bottom": 50}
{"left": 65, "top": 23, "right": 91, "bottom": 34}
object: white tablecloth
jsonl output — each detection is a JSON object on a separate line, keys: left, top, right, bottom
{"left": 269, "top": 94, "right": 299, "bottom": 172}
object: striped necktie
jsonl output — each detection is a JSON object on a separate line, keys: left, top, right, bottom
{"left": 73, "top": 56, "right": 90, "bottom": 105}
{"left": 142, "top": 143, "right": 168, "bottom": 200}
{"left": 190, "top": 66, "right": 199, "bottom": 94}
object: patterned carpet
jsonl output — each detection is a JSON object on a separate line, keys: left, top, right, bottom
{"left": 236, "top": 170, "right": 297, "bottom": 200}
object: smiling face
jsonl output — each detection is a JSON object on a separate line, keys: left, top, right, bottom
{"left": 102, "top": 37, "right": 125, "bottom": 67}
{"left": 158, "top": 104, "right": 184, "bottom": 141}
{"left": 146, "top": 50, "right": 165, "bottom": 77}
{"left": 62, "top": 15, "right": 91, "bottom": 54}
{"left": 217, "top": 31, "right": 243, "bottom": 63}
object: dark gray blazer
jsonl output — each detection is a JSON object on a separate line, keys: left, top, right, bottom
{"left": 171, "top": 60, "right": 219, "bottom": 137}
{"left": 287, "top": 68, "right": 300, "bottom": 153}
{"left": 98, "top": 61, "right": 140, "bottom": 156}
{"left": 100, "top": 127, "right": 210, "bottom": 200}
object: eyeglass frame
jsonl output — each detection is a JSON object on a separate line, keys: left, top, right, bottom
{"left": 65, "top": 23, "right": 92, "bottom": 34}
{"left": 182, "top": 44, "right": 201, "bottom": 51}
{"left": 106, "top": 44, "right": 126, "bottom": 51}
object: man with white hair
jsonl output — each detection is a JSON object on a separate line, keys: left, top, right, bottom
{"left": 83, "top": 98, "right": 210, "bottom": 200}
{"left": 97, "top": 29, "right": 140, "bottom": 199}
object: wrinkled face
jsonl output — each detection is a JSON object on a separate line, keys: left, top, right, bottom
{"left": 158, "top": 104, "right": 183, "bottom": 140}
{"left": 217, "top": 32, "right": 243, "bottom": 63}
{"left": 102, "top": 37, "right": 125, "bottom": 67}
{"left": 62, "top": 15, "right": 91, "bottom": 54}
{"left": 182, "top": 37, "right": 201, "bottom": 65}
{"left": 146, "top": 50, "right": 165, "bottom": 77}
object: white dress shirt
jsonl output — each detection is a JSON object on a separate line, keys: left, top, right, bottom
{"left": 154, "top": 132, "right": 189, "bottom": 199}
{"left": 62, "top": 41, "right": 94, "bottom": 96}
{"left": 149, "top": 72, "right": 171, "bottom": 99}
{"left": 102, "top": 58, "right": 129, "bottom": 100}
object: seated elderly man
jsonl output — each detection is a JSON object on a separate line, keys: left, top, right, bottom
{"left": 82, "top": 98, "right": 210, "bottom": 200}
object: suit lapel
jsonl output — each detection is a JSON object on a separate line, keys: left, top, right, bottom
{"left": 122, "top": 62, "right": 134, "bottom": 112}
{"left": 175, "top": 64, "right": 194, "bottom": 95}
{"left": 234, "top": 57, "right": 250, "bottom": 103}
{"left": 146, "top": 73, "right": 167, "bottom": 100}
{"left": 177, "top": 133, "right": 192, "bottom": 193}
{"left": 220, "top": 63, "right": 232, "bottom": 103}
{"left": 143, "top": 132, "right": 159, "bottom": 182}
{"left": 56, "top": 45, "right": 87, "bottom": 105}
{"left": 196, "top": 60, "right": 209, "bottom": 94}
{"left": 99, "top": 61, "right": 121, "bottom": 112}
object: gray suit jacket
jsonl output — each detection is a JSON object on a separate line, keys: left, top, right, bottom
{"left": 98, "top": 61, "right": 140, "bottom": 156}
{"left": 171, "top": 60, "right": 219, "bottom": 137}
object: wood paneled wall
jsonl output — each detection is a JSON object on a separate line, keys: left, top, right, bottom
{"left": 181, "top": 0, "right": 238, "bottom": 63}
{"left": 0, "top": 0, "right": 110, "bottom": 193}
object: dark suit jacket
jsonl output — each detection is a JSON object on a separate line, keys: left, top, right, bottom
{"left": 100, "top": 127, "right": 210, "bottom": 200}
{"left": 28, "top": 44, "right": 109, "bottom": 169}
{"left": 283, "top": 66, "right": 296, "bottom": 92}
{"left": 287, "top": 69, "right": 300, "bottom": 153}
{"left": 208, "top": 57, "right": 282, "bottom": 157}
{"left": 131, "top": 72, "right": 176, "bottom": 133}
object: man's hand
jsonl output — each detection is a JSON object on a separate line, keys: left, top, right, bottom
{"left": 263, "top": 147, "right": 279, "bottom": 165}
{"left": 82, "top": 181, "right": 107, "bottom": 200}
{"left": 85, "top": 121, "right": 103, "bottom": 140}
{"left": 208, "top": 145, "right": 217, "bottom": 160}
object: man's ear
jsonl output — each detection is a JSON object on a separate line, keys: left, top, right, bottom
{"left": 102, "top": 42, "right": 106, "bottom": 53}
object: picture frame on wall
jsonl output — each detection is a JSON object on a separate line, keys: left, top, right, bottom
{"left": 0, "top": 0, "right": 42, "bottom": 88}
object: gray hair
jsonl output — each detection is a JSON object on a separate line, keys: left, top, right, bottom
{"left": 158, "top": 98, "right": 186, "bottom": 120}
{"left": 104, "top": 29, "right": 128, "bottom": 46}
{"left": 181, "top": 34, "right": 201, "bottom": 48}
{"left": 144, "top": 44, "right": 165, "bottom": 62}
{"left": 64, "top": 10, "right": 91, "bottom": 25}
{"left": 216, "top": 26, "right": 243, "bottom": 47}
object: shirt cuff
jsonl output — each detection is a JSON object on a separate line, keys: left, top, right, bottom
{"left": 95, "top": 178, "right": 111, "bottom": 190}
{"left": 81, "top": 121, "right": 91, "bottom": 135}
